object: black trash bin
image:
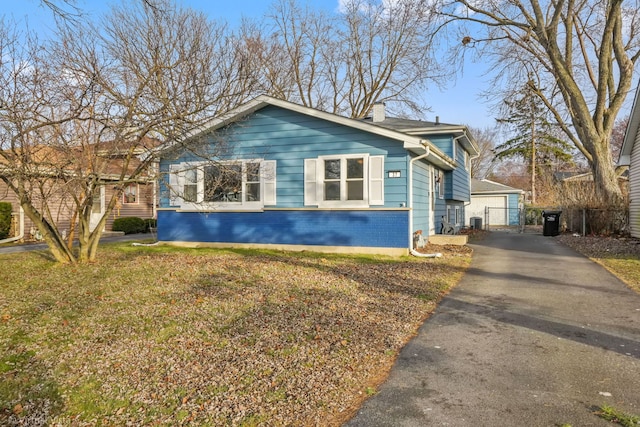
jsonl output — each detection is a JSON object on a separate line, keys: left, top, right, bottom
{"left": 471, "top": 217, "right": 482, "bottom": 230}
{"left": 542, "top": 210, "right": 562, "bottom": 236}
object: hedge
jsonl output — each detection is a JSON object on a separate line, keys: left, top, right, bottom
{"left": 0, "top": 202, "right": 12, "bottom": 240}
{"left": 112, "top": 217, "right": 147, "bottom": 235}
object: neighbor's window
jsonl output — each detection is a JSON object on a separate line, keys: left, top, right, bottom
{"left": 123, "top": 183, "right": 138, "bottom": 204}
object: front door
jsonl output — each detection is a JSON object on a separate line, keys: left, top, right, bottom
{"left": 90, "top": 186, "right": 105, "bottom": 232}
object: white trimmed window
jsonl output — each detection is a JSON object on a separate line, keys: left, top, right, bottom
{"left": 169, "top": 159, "right": 276, "bottom": 210}
{"left": 437, "top": 170, "right": 444, "bottom": 199}
{"left": 304, "top": 154, "right": 384, "bottom": 208}
{"left": 123, "top": 183, "right": 138, "bottom": 204}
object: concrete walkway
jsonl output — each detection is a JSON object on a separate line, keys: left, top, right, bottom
{"left": 345, "top": 232, "right": 640, "bottom": 426}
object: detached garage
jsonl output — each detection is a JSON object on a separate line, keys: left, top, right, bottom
{"left": 468, "top": 179, "right": 524, "bottom": 228}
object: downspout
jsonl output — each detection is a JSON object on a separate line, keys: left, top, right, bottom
{"left": 0, "top": 207, "right": 24, "bottom": 244}
{"left": 409, "top": 142, "right": 442, "bottom": 258}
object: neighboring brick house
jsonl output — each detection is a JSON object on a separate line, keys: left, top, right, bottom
{"left": 0, "top": 139, "right": 158, "bottom": 242}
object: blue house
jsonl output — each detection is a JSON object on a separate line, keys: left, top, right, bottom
{"left": 157, "top": 96, "right": 478, "bottom": 255}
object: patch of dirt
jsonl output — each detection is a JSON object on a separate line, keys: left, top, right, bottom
{"left": 556, "top": 234, "right": 640, "bottom": 258}
{"left": 416, "top": 243, "right": 473, "bottom": 256}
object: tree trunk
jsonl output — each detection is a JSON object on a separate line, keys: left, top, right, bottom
{"left": 78, "top": 233, "right": 101, "bottom": 262}
{"left": 590, "top": 137, "right": 624, "bottom": 207}
{"left": 20, "top": 201, "right": 76, "bottom": 264}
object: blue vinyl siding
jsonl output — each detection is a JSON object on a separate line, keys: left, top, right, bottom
{"left": 434, "top": 197, "right": 447, "bottom": 233}
{"left": 157, "top": 209, "right": 409, "bottom": 248}
{"left": 385, "top": 153, "right": 410, "bottom": 207}
{"left": 450, "top": 141, "right": 471, "bottom": 202}
{"left": 430, "top": 135, "right": 454, "bottom": 158}
{"left": 426, "top": 136, "right": 471, "bottom": 202}
{"left": 159, "top": 106, "right": 409, "bottom": 209}
{"left": 412, "top": 159, "right": 430, "bottom": 234}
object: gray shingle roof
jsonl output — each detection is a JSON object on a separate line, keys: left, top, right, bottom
{"left": 360, "top": 117, "right": 460, "bottom": 132}
{"left": 471, "top": 179, "right": 524, "bottom": 194}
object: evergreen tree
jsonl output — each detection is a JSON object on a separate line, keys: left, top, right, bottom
{"left": 496, "top": 80, "right": 574, "bottom": 204}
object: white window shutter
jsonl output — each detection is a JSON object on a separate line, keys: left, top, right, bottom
{"left": 369, "top": 155, "right": 384, "bottom": 205}
{"left": 169, "top": 164, "right": 182, "bottom": 206}
{"left": 262, "top": 160, "right": 277, "bottom": 205}
{"left": 304, "top": 158, "right": 318, "bottom": 206}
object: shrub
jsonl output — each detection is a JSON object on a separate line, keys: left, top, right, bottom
{"left": 112, "top": 217, "right": 146, "bottom": 235}
{"left": 0, "top": 202, "right": 12, "bottom": 240}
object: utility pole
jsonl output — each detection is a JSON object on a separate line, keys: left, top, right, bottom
{"left": 528, "top": 77, "right": 537, "bottom": 205}
{"left": 530, "top": 100, "right": 536, "bottom": 204}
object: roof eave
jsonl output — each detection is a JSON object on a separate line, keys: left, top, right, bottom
{"left": 405, "top": 126, "right": 480, "bottom": 157}
{"left": 164, "top": 95, "right": 430, "bottom": 151}
{"left": 472, "top": 190, "right": 525, "bottom": 195}
{"left": 161, "top": 95, "right": 461, "bottom": 169}
{"left": 619, "top": 80, "right": 640, "bottom": 165}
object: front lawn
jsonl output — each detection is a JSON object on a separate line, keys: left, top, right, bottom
{"left": 0, "top": 243, "right": 471, "bottom": 426}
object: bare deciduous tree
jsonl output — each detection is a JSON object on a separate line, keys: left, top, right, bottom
{"left": 441, "top": 0, "right": 640, "bottom": 206}
{"left": 0, "top": 0, "right": 254, "bottom": 263}
{"left": 247, "top": 0, "right": 444, "bottom": 118}
{"left": 468, "top": 126, "right": 499, "bottom": 179}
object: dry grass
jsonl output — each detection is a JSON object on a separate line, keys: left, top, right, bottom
{"left": 557, "top": 234, "right": 640, "bottom": 294}
{"left": 0, "top": 243, "right": 471, "bottom": 426}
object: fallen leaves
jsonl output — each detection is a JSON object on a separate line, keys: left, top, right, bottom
{"left": 0, "top": 245, "right": 471, "bottom": 426}
{"left": 557, "top": 235, "right": 640, "bottom": 258}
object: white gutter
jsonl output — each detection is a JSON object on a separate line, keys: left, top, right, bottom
{"left": 408, "top": 141, "right": 442, "bottom": 258}
{"left": 0, "top": 207, "right": 24, "bottom": 244}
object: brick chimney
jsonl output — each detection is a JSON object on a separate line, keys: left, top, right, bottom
{"left": 372, "top": 102, "right": 386, "bottom": 122}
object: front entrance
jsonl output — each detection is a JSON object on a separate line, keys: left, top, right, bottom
{"left": 89, "top": 186, "right": 105, "bottom": 232}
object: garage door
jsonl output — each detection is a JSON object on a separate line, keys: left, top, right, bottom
{"left": 467, "top": 195, "right": 508, "bottom": 226}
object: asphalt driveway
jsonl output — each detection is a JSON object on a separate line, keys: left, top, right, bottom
{"left": 0, "top": 232, "right": 153, "bottom": 254}
{"left": 345, "top": 231, "right": 640, "bottom": 426}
